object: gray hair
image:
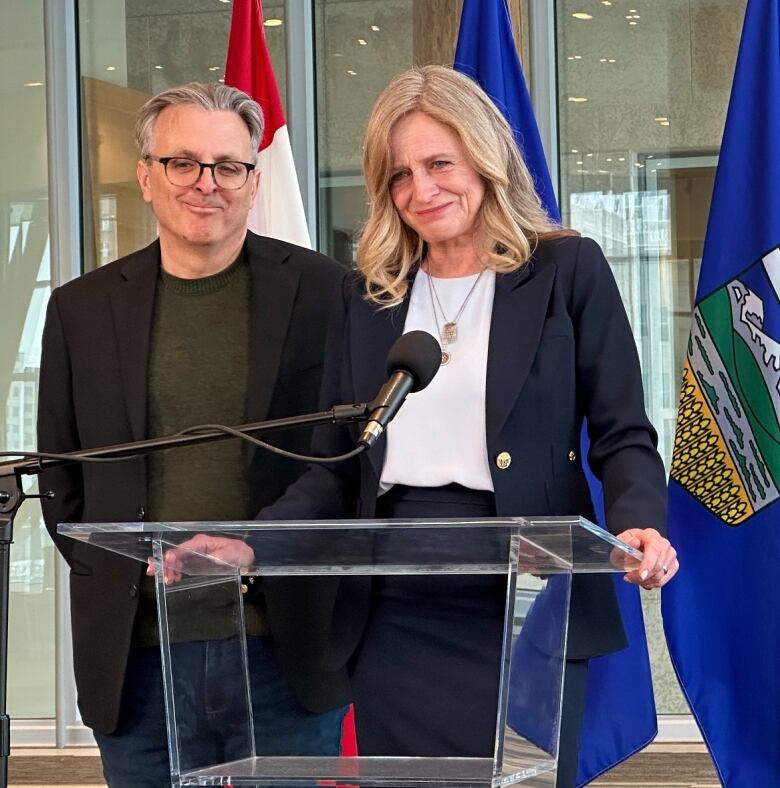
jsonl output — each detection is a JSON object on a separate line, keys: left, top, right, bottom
{"left": 134, "top": 82, "right": 264, "bottom": 160}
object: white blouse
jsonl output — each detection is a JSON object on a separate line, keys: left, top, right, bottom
{"left": 379, "top": 268, "right": 496, "bottom": 492}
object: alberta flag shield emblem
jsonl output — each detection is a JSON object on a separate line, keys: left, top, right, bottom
{"left": 671, "top": 246, "right": 780, "bottom": 525}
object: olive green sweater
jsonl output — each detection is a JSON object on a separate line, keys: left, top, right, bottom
{"left": 131, "top": 253, "right": 266, "bottom": 646}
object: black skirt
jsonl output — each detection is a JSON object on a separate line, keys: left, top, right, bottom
{"left": 350, "top": 484, "right": 505, "bottom": 758}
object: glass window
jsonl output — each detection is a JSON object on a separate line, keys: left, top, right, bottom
{"left": 557, "top": 0, "right": 746, "bottom": 714}
{"left": 78, "top": 0, "right": 288, "bottom": 271}
{"left": 0, "top": 0, "right": 56, "bottom": 719}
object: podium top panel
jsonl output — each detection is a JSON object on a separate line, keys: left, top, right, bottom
{"left": 57, "top": 516, "right": 642, "bottom": 576}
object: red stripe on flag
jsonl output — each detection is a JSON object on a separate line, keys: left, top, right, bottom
{"left": 225, "top": 0, "right": 285, "bottom": 150}
{"left": 340, "top": 704, "right": 358, "bottom": 756}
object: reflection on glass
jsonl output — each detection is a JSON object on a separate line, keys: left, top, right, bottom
{"left": 0, "top": 0, "right": 56, "bottom": 718}
{"left": 557, "top": 0, "right": 746, "bottom": 717}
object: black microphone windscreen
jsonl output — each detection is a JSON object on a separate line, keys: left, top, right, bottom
{"left": 386, "top": 330, "right": 441, "bottom": 393}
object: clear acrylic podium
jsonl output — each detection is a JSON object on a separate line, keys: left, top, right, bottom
{"left": 59, "top": 517, "right": 641, "bottom": 788}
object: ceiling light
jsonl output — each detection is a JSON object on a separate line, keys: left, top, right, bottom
{"left": 567, "top": 56, "right": 575, "bottom": 60}
{"left": 660, "top": 120, "right": 670, "bottom": 126}
{"left": 654, "top": 116, "right": 668, "bottom": 122}
{"left": 629, "top": 21, "right": 638, "bottom": 25}
{"left": 358, "top": 38, "right": 367, "bottom": 45}
{"left": 154, "top": 65, "right": 163, "bottom": 70}
{"left": 24, "top": 81, "right": 44, "bottom": 87}
{"left": 106, "top": 65, "right": 116, "bottom": 71}
{"left": 576, "top": 160, "right": 584, "bottom": 165}
{"left": 568, "top": 96, "right": 588, "bottom": 102}
{"left": 606, "top": 157, "right": 613, "bottom": 161}
{"left": 572, "top": 12, "right": 593, "bottom": 20}
{"left": 218, "top": 0, "right": 230, "bottom": 3}
{"left": 647, "top": 154, "right": 654, "bottom": 159}
{"left": 629, "top": 8, "right": 637, "bottom": 11}
{"left": 218, "top": 78, "right": 225, "bottom": 83}
{"left": 618, "top": 157, "right": 626, "bottom": 162}
{"left": 347, "top": 69, "right": 357, "bottom": 76}
{"left": 333, "top": 52, "right": 344, "bottom": 57}
{"left": 264, "top": 18, "right": 282, "bottom": 27}
{"left": 571, "top": 149, "right": 579, "bottom": 153}
{"left": 608, "top": 58, "right": 616, "bottom": 63}
{"left": 635, "top": 162, "right": 643, "bottom": 167}
{"left": 371, "top": 25, "right": 380, "bottom": 31}
{"left": 602, "top": 1, "right": 612, "bottom": 5}
{"left": 208, "top": 66, "right": 220, "bottom": 71}
{"left": 600, "top": 58, "right": 607, "bottom": 62}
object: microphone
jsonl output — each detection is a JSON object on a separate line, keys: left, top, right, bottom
{"left": 358, "top": 330, "right": 442, "bottom": 449}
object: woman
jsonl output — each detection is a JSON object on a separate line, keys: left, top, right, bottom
{"left": 168, "top": 65, "right": 678, "bottom": 786}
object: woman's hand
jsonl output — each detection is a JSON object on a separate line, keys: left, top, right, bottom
{"left": 616, "top": 528, "right": 678, "bottom": 589}
{"left": 146, "top": 534, "right": 255, "bottom": 585}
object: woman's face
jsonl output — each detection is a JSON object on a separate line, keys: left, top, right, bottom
{"left": 388, "top": 111, "right": 485, "bottom": 249}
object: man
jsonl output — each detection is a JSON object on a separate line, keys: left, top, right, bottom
{"left": 38, "top": 83, "right": 348, "bottom": 787}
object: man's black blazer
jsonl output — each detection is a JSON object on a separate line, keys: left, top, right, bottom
{"left": 37, "top": 231, "right": 345, "bottom": 735}
{"left": 263, "top": 235, "right": 669, "bottom": 659}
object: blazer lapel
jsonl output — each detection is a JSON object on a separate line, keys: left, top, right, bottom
{"left": 486, "top": 262, "right": 556, "bottom": 442}
{"left": 109, "top": 244, "right": 160, "bottom": 441}
{"left": 245, "top": 237, "right": 301, "bottom": 423}
{"left": 350, "top": 290, "right": 410, "bottom": 479}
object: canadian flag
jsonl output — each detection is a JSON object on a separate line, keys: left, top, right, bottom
{"left": 225, "top": 0, "right": 311, "bottom": 248}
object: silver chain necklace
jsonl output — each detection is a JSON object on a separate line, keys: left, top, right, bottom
{"left": 424, "top": 264, "right": 485, "bottom": 366}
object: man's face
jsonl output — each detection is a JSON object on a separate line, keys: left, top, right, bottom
{"left": 136, "top": 104, "right": 259, "bottom": 252}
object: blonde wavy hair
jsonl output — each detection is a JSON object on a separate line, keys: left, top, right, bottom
{"left": 358, "top": 65, "right": 574, "bottom": 306}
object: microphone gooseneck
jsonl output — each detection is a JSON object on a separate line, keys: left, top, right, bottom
{"left": 358, "top": 331, "right": 442, "bottom": 449}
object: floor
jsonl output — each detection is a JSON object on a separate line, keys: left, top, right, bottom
{"left": 8, "top": 744, "right": 721, "bottom": 787}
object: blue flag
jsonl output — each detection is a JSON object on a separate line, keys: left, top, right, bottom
{"left": 453, "top": 0, "right": 559, "bottom": 222}
{"left": 662, "top": 2, "right": 780, "bottom": 784}
{"left": 455, "top": 2, "right": 658, "bottom": 785}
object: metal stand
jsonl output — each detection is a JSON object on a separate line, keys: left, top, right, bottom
{"left": 0, "top": 402, "right": 371, "bottom": 788}
{"left": 0, "top": 472, "right": 23, "bottom": 788}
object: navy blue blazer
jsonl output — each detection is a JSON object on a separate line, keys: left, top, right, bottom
{"left": 264, "top": 235, "right": 668, "bottom": 660}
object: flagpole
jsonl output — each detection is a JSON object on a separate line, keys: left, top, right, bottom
{"left": 284, "top": 0, "right": 317, "bottom": 247}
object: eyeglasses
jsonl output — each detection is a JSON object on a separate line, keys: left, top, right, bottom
{"left": 145, "top": 155, "right": 256, "bottom": 190}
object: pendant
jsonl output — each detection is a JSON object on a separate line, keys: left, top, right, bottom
{"left": 441, "top": 350, "right": 451, "bottom": 366}
{"left": 442, "top": 322, "right": 458, "bottom": 343}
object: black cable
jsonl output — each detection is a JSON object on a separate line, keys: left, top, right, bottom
{"left": 0, "top": 450, "right": 131, "bottom": 464}
{"left": 173, "top": 424, "right": 366, "bottom": 464}
{"left": 0, "top": 423, "right": 366, "bottom": 468}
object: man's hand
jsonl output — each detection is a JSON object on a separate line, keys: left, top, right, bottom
{"left": 146, "top": 534, "right": 255, "bottom": 585}
{"left": 617, "top": 528, "right": 678, "bottom": 589}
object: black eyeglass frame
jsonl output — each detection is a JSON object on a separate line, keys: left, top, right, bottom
{"left": 145, "top": 155, "right": 256, "bottom": 190}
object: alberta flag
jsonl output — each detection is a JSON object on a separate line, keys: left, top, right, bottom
{"left": 455, "top": 2, "right": 658, "bottom": 785}
{"left": 662, "top": 1, "right": 780, "bottom": 784}
{"left": 225, "top": 0, "right": 311, "bottom": 247}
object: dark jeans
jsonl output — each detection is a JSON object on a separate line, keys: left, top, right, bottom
{"left": 94, "top": 635, "right": 347, "bottom": 788}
